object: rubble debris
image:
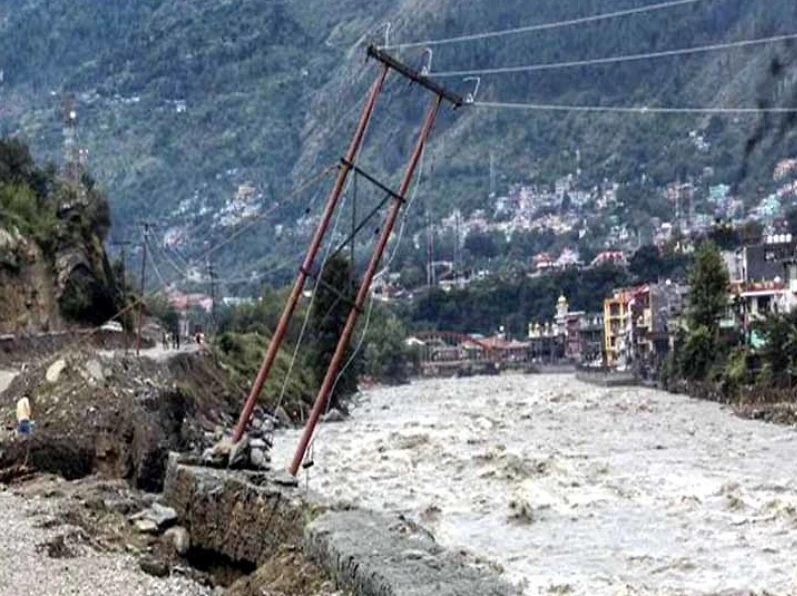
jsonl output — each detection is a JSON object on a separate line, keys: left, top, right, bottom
{"left": 507, "top": 499, "right": 535, "bottom": 525}
{"left": 228, "top": 436, "right": 250, "bottom": 469}
{"left": 0, "top": 349, "right": 242, "bottom": 490}
{"left": 139, "top": 554, "right": 170, "bottom": 578}
{"left": 134, "top": 518, "right": 159, "bottom": 534}
{"left": 131, "top": 502, "right": 178, "bottom": 530}
{"left": 250, "top": 448, "right": 269, "bottom": 470}
{"left": 164, "top": 526, "right": 191, "bottom": 556}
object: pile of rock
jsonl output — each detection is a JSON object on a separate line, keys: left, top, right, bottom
{"left": 129, "top": 502, "right": 192, "bottom": 577}
{"left": 200, "top": 406, "right": 278, "bottom": 472}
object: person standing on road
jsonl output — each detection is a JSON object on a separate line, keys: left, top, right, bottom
{"left": 16, "top": 395, "right": 31, "bottom": 437}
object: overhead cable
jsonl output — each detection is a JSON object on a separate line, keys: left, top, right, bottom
{"left": 385, "top": 0, "right": 702, "bottom": 50}
{"left": 431, "top": 32, "right": 797, "bottom": 77}
{"left": 471, "top": 101, "right": 797, "bottom": 114}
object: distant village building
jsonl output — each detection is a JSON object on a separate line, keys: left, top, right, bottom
{"left": 603, "top": 283, "right": 686, "bottom": 368}
{"left": 591, "top": 251, "right": 628, "bottom": 269}
{"left": 168, "top": 291, "right": 213, "bottom": 313}
{"left": 527, "top": 295, "right": 604, "bottom": 364}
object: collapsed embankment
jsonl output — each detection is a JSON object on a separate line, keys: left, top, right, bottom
{"left": 0, "top": 349, "right": 239, "bottom": 489}
{"left": 164, "top": 455, "right": 518, "bottom": 596}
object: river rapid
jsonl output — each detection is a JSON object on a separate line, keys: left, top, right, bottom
{"left": 271, "top": 374, "right": 797, "bottom": 595}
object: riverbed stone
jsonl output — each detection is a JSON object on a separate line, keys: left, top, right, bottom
{"left": 45, "top": 359, "right": 67, "bottom": 384}
{"left": 163, "top": 526, "right": 191, "bottom": 556}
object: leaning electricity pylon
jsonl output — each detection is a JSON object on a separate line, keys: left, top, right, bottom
{"left": 231, "top": 61, "right": 391, "bottom": 443}
{"left": 287, "top": 46, "right": 463, "bottom": 476}
{"left": 231, "top": 44, "right": 463, "bottom": 472}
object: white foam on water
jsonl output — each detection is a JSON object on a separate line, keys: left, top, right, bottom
{"left": 271, "top": 374, "right": 797, "bottom": 595}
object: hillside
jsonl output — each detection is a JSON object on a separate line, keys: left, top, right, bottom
{"left": 1, "top": 0, "right": 796, "bottom": 286}
{"left": 0, "top": 138, "right": 122, "bottom": 332}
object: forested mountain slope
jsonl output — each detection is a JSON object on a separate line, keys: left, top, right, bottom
{"left": 1, "top": 0, "right": 795, "bottom": 280}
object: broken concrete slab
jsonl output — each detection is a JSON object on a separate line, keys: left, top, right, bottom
{"left": 134, "top": 518, "right": 159, "bottom": 534}
{"left": 305, "top": 510, "right": 519, "bottom": 596}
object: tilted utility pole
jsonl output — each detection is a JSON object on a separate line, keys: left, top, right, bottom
{"left": 136, "top": 222, "right": 154, "bottom": 356}
{"left": 288, "top": 46, "right": 462, "bottom": 476}
{"left": 111, "top": 238, "right": 132, "bottom": 354}
{"left": 230, "top": 63, "right": 391, "bottom": 443}
{"left": 207, "top": 258, "right": 218, "bottom": 335}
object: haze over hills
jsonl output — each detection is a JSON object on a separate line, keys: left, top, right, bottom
{"left": 1, "top": 0, "right": 796, "bottom": 288}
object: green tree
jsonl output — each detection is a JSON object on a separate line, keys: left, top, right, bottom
{"left": 757, "top": 311, "right": 797, "bottom": 387}
{"left": 687, "top": 241, "right": 729, "bottom": 334}
{"left": 679, "top": 325, "right": 716, "bottom": 381}
{"left": 399, "top": 265, "right": 425, "bottom": 289}
{"left": 306, "top": 254, "right": 358, "bottom": 409}
{"left": 364, "top": 311, "right": 409, "bottom": 384}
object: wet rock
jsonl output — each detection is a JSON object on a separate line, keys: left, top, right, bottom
{"left": 45, "top": 359, "right": 67, "bottom": 383}
{"left": 84, "top": 359, "right": 104, "bottom": 383}
{"left": 275, "top": 406, "right": 291, "bottom": 427}
{"left": 250, "top": 447, "right": 270, "bottom": 470}
{"left": 131, "top": 502, "right": 178, "bottom": 530}
{"left": 134, "top": 518, "right": 159, "bottom": 534}
{"left": 249, "top": 438, "right": 268, "bottom": 450}
{"left": 228, "top": 436, "right": 250, "bottom": 469}
{"left": 322, "top": 409, "right": 345, "bottom": 423}
{"left": 163, "top": 526, "right": 191, "bottom": 556}
{"left": 149, "top": 503, "right": 178, "bottom": 528}
{"left": 139, "top": 555, "right": 169, "bottom": 578}
{"left": 202, "top": 439, "right": 232, "bottom": 468}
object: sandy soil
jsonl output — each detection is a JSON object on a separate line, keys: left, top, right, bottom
{"left": 0, "top": 484, "right": 209, "bottom": 596}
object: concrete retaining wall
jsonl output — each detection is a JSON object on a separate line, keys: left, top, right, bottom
{"left": 163, "top": 456, "right": 517, "bottom": 595}
{"left": 305, "top": 510, "right": 518, "bottom": 596}
{"left": 163, "top": 455, "right": 306, "bottom": 565}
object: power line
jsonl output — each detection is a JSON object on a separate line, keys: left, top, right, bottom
{"left": 471, "top": 101, "right": 797, "bottom": 114}
{"left": 431, "top": 31, "right": 797, "bottom": 77}
{"left": 385, "top": 0, "right": 703, "bottom": 50}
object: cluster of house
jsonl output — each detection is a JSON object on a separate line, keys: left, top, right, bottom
{"left": 407, "top": 233, "right": 797, "bottom": 374}
{"left": 531, "top": 249, "right": 628, "bottom": 274}
{"left": 532, "top": 234, "right": 797, "bottom": 370}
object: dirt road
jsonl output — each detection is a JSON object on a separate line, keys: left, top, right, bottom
{"left": 271, "top": 374, "right": 797, "bottom": 596}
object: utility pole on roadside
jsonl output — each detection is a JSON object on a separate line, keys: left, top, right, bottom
{"left": 111, "top": 238, "right": 133, "bottom": 354}
{"left": 136, "top": 221, "right": 155, "bottom": 356}
{"left": 207, "top": 256, "right": 218, "bottom": 336}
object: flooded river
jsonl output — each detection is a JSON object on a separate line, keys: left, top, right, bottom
{"left": 271, "top": 374, "right": 797, "bottom": 595}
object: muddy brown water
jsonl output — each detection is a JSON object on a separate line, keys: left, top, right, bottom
{"left": 271, "top": 374, "right": 797, "bottom": 595}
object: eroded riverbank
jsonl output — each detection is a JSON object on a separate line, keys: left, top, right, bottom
{"left": 271, "top": 374, "right": 797, "bottom": 595}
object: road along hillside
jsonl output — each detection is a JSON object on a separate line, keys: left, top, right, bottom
{"left": 271, "top": 374, "right": 797, "bottom": 596}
